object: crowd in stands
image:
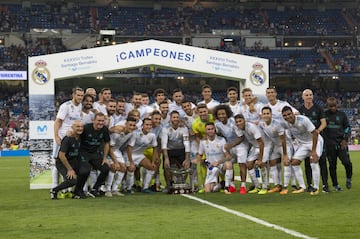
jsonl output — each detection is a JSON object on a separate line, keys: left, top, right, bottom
{"left": 1, "top": 3, "right": 360, "bottom": 150}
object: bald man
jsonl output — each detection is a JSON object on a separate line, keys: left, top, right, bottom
{"left": 299, "top": 89, "right": 329, "bottom": 193}
{"left": 50, "top": 120, "right": 84, "bottom": 199}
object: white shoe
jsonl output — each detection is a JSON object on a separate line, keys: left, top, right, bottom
{"left": 105, "top": 191, "right": 112, "bottom": 197}
{"left": 111, "top": 191, "right": 124, "bottom": 196}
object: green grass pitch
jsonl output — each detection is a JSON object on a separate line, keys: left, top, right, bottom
{"left": 0, "top": 153, "right": 359, "bottom": 239}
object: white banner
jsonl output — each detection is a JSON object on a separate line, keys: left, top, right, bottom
{"left": 29, "top": 121, "right": 54, "bottom": 140}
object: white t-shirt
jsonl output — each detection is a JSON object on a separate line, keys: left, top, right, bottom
{"left": 161, "top": 125, "right": 190, "bottom": 152}
{"left": 56, "top": 100, "right": 82, "bottom": 138}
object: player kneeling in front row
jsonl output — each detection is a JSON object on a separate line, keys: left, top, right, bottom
{"left": 50, "top": 120, "right": 83, "bottom": 199}
{"left": 192, "top": 122, "right": 233, "bottom": 194}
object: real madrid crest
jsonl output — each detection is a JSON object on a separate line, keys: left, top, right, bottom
{"left": 32, "top": 60, "right": 51, "bottom": 85}
{"left": 250, "top": 62, "right": 266, "bottom": 86}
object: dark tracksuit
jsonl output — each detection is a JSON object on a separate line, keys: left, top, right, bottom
{"left": 323, "top": 109, "right": 353, "bottom": 186}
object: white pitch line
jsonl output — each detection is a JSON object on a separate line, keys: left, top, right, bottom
{"left": 182, "top": 194, "right": 317, "bottom": 239}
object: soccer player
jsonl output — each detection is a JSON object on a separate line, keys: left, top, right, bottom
{"left": 93, "top": 87, "right": 111, "bottom": 115}
{"left": 197, "top": 84, "right": 220, "bottom": 113}
{"left": 234, "top": 114, "right": 271, "bottom": 195}
{"left": 299, "top": 89, "right": 329, "bottom": 192}
{"left": 74, "top": 112, "right": 120, "bottom": 198}
{"left": 213, "top": 104, "right": 246, "bottom": 194}
{"left": 281, "top": 106, "right": 323, "bottom": 195}
{"left": 162, "top": 111, "right": 191, "bottom": 191}
{"left": 50, "top": 120, "right": 83, "bottom": 199}
{"left": 239, "top": 88, "right": 264, "bottom": 125}
{"left": 192, "top": 103, "right": 214, "bottom": 192}
{"left": 181, "top": 98, "right": 199, "bottom": 190}
{"left": 105, "top": 116, "right": 137, "bottom": 197}
{"left": 52, "top": 87, "right": 84, "bottom": 187}
{"left": 80, "top": 94, "right": 96, "bottom": 124}
{"left": 323, "top": 97, "right": 353, "bottom": 191}
{"left": 109, "top": 96, "right": 127, "bottom": 128}
{"left": 259, "top": 106, "right": 293, "bottom": 193}
{"left": 226, "top": 86, "right": 242, "bottom": 116}
{"left": 265, "top": 86, "right": 299, "bottom": 189}
{"left": 126, "top": 118, "right": 159, "bottom": 193}
{"left": 193, "top": 122, "right": 233, "bottom": 194}
{"left": 169, "top": 88, "right": 195, "bottom": 118}
{"left": 151, "top": 88, "right": 167, "bottom": 111}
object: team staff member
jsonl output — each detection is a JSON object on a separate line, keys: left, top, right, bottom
{"left": 299, "top": 89, "right": 329, "bottom": 192}
{"left": 74, "top": 112, "right": 120, "bottom": 198}
{"left": 50, "top": 120, "right": 84, "bottom": 199}
{"left": 323, "top": 97, "right": 353, "bottom": 191}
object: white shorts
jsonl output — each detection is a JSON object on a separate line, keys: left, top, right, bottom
{"left": 232, "top": 142, "right": 249, "bottom": 164}
{"left": 270, "top": 144, "right": 294, "bottom": 161}
{"left": 125, "top": 153, "right": 145, "bottom": 167}
{"left": 113, "top": 150, "right": 125, "bottom": 163}
{"left": 293, "top": 137, "right": 323, "bottom": 161}
{"left": 247, "top": 145, "right": 272, "bottom": 163}
{"left": 204, "top": 166, "right": 223, "bottom": 185}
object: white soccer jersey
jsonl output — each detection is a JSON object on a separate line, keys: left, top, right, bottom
{"left": 56, "top": 100, "right": 82, "bottom": 138}
{"left": 116, "top": 119, "right": 142, "bottom": 129}
{"left": 80, "top": 110, "right": 94, "bottom": 125}
{"left": 129, "top": 129, "right": 158, "bottom": 156}
{"left": 198, "top": 98, "right": 220, "bottom": 111}
{"left": 286, "top": 115, "right": 316, "bottom": 145}
{"left": 266, "top": 100, "right": 298, "bottom": 121}
{"left": 214, "top": 117, "right": 238, "bottom": 143}
{"left": 259, "top": 118, "right": 288, "bottom": 146}
{"left": 93, "top": 101, "right": 107, "bottom": 115}
{"left": 161, "top": 125, "right": 190, "bottom": 152}
{"left": 226, "top": 101, "right": 242, "bottom": 116}
{"left": 198, "top": 135, "right": 227, "bottom": 164}
{"left": 151, "top": 125, "right": 162, "bottom": 139}
{"left": 111, "top": 131, "right": 134, "bottom": 152}
{"left": 169, "top": 101, "right": 196, "bottom": 118}
{"left": 239, "top": 102, "right": 264, "bottom": 124}
{"left": 110, "top": 113, "right": 127, "bottom": 128}
{"left": 235, "top": 122, "right": 265, "bottom": 148}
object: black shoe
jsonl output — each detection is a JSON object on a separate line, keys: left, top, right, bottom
{"left": 346, "top": 178, "right": 352, "bottom": 189}
{"left": 132, "top": 184, "right": 142, "bottom": 192}
{"left": 292, "top": 185, "right": 299, "bottom": 191}
{"left": 90, "top": 189, "right": 105, "bottom": 197}
{"left": 322, "top": 185, "right": 330, "bottom": 193}
{"left": 73, "top": 191, "right": 87, "bottom": 199}
{"left": 306, "top": 185, "right": 314, "bottom": 192}
{"left": 334, "top": 185, "right": 342, "bottom": 192}
{"left": 50, "top": 189, "right": 58, "bottom": 200}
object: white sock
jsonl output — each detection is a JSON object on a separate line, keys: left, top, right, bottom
{"left": 291, "top": 166, "right": 297, "bottom": 186}
{"left": 105, "top": 171, "right": 115, "bottom": 192}
{"left": 126, "top": 171, "right": 134, "bottom": 190}
{"left": 292, "top": 165, "right": 306, "bottom": 189}
{"left": 141, "top": 167, "right": 147, "bottom": 187}
{"left": 283, "top": 166, "right": 291, "bottom": 187}
{"left": 191, "top": 163, "right": 198, "bottom": 186}
{"left": 112, "top": 171, "right": 125, "bottom": 192}
{"left": 89, "top": 170, "right": 99, "bottom": 189}
{"left": 241, "top": 182, "right": 246, "bottom": 187}
{"left": 51, "top": 166, "right": 59, "bottom": 187}
{"left": 270, "top": 166, "right": 279, "bottom": 185}
{"left": 143, "top": 169, "right": 154, "bottom": 189}
{"left": 248, "top": 168, "right": 259, "bottom": 187}
{"left": 277, "top": 163, "right": 282, "bottom": 185}
{"left": 261, "top": 167, "right": 269, "bottom": 189}
{"left": 225, "top": 169, "right": 233, "bottom": 187}
{"left": 155, "top": 174, "right": 160, "bottom": 185}
{"left": 311, "top": 163, "right": 320, "bottom": 190}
